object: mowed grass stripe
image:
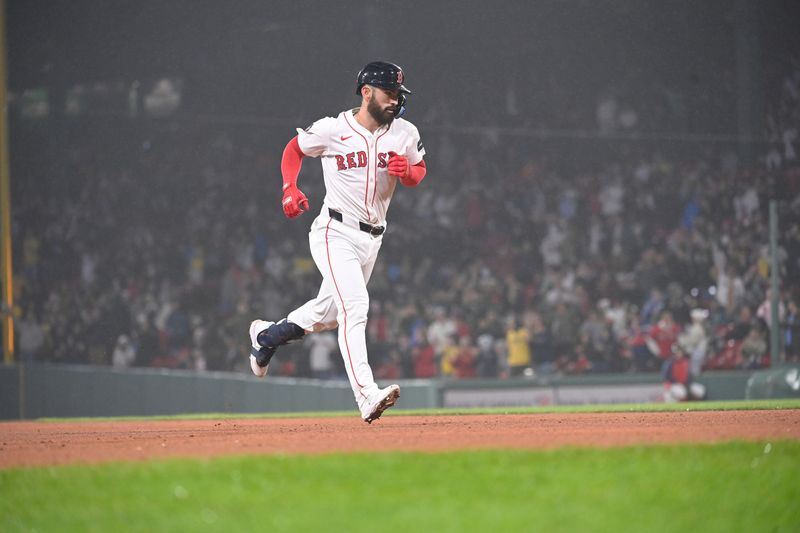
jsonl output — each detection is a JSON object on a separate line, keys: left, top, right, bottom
{"left": 2, "top": 441, "right": 798, "bottom": 532}
{"left": 32, "top": 398, "right": 800, "bottom": 423}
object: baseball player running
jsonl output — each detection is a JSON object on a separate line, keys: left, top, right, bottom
{"left": 248, "top": 61, "right": 427, "bottom": 423}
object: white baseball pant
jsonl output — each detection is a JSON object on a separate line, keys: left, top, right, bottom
{"left": 287, "top": 210, "right": 383, "bottom": 402}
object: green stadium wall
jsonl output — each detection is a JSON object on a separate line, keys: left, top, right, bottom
{"left": 745, "top": 366, "right": 800, "bottom": 399}
{"left": 0, "top": 363, "right": 763, "bottom": 420}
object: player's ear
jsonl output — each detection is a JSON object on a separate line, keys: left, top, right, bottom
{"left": 361, "top": 85, "right": 372, "bottom": 100}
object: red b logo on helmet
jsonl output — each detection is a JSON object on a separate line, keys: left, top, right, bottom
{"left": 397, "top": 70, "right": 404, "bottom": 84}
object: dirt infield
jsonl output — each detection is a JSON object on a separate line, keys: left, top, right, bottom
{"left": 1, "top": 409, "right": 799, "bottom": 469}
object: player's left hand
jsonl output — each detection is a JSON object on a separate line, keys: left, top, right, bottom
{"left": 387, "top": 152, "right": 410, "bottom": 180}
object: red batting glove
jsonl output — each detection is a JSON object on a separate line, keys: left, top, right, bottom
{"left": 282, "top": 184, "right": 309, "bottom": 218}
{"left": 387, "top": 152, "right": 411, "bottom": 180}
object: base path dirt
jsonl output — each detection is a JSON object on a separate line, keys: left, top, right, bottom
{"left": 1, "top": 410, "right": 799, "bottom": 469}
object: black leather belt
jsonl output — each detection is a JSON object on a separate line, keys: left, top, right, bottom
{"left": 328, "top": 208, "right": 385, "bottom": 236}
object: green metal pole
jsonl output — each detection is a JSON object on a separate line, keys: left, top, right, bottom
{"left": 769, "top": 200, "right": 780, "bottom": 367}
{"left": 0, "top": 0, "right": 15, "bottom": 364}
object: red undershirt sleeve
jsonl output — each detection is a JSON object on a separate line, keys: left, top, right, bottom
{"left": 281, "top": 136, "right": 305, "bottom": 188}
{"left": 399, "top": 159, "right": 426, "bottom": 187}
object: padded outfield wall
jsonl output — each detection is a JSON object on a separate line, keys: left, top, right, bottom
{"left": 0, "top": 363, "right": 757, "bottom": 420}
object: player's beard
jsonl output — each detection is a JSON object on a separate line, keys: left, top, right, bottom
{"left": 367, "top": 94, "right": 396, "bottom": 126}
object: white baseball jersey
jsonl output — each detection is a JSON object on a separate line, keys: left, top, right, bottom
{"left": 297, "top": 108, "right": 426, "bottom": 225}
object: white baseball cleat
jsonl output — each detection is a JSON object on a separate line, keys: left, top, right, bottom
{"left": 360, "top": 384, "right": 401, "bottom": 424}
{"left": 249, "top": 319, "right": 274, "bottom": 378}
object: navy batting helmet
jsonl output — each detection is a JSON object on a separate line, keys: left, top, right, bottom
{"left": 355, "top": 61, "right": 411, "bottom": 96}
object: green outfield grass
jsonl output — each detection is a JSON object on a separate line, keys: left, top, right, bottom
{"left": 1, "top": 441, "right": 798, "bottom": 532}
{"left": 34, "top": 398, "right": 800, "bottom": 423}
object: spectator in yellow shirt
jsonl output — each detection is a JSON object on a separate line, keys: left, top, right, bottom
{"left": 506, "top": 317, "right": 531, "bottom": 376}
{"left": 440, "top": 335, "right": 460, "bottom": 377}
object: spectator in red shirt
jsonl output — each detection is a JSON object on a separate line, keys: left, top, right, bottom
{"left": 453, "top": 336, "right": 477, "bottom": 379}
{"left": 412, "top": 336, "right": 437, "bottom": 378}
{"left": 647, "top": 310, "right": 682, "bottom": 360}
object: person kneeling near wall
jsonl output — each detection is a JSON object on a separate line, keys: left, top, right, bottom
{"left": 662, "top": 344, "right": 706, "bottom": 402}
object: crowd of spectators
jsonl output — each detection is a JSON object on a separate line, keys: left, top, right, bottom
{"left": 8, "top": 60, "right": 800, "bottom": 382}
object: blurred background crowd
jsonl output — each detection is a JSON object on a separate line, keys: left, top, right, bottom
{"left": 5, "top": 1, "right": 800, "bottom": 381}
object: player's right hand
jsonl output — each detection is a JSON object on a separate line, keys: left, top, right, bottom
{"left": 282, "top": 184, "right": 309, "bottom": 218}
